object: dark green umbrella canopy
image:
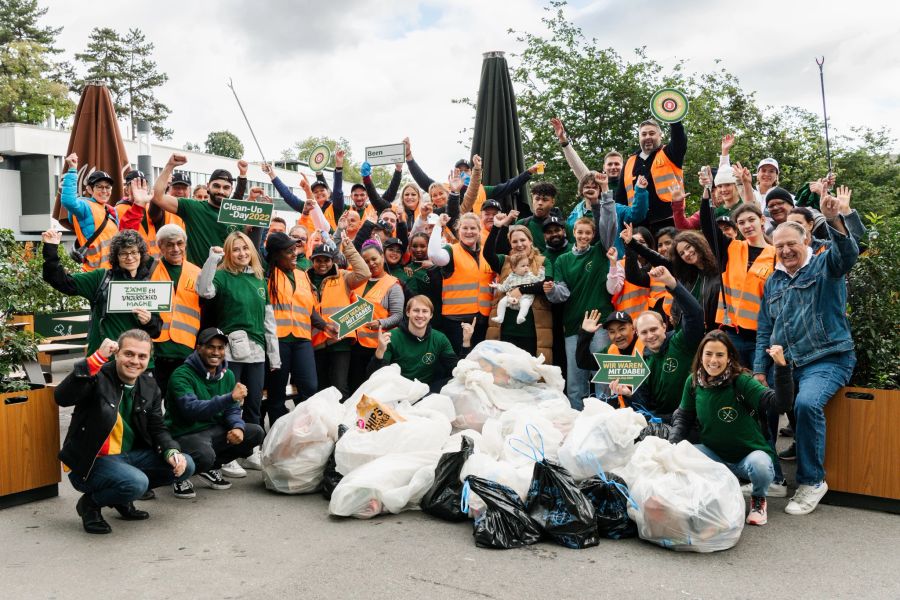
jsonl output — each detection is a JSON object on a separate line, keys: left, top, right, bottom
{"left": 470, "top": 51, "right": 531, "bottom": 216}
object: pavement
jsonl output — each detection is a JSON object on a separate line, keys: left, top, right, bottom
{"left": 2, "top": 359, "right": 899, "bottom": 599}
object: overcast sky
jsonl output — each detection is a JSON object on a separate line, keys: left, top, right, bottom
{"left": 45, "top": 0, "right": 899, "bottom": 172}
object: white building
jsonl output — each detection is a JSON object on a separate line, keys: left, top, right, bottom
{"left": 0, "top": 123, "right": 349, "bottom": 240}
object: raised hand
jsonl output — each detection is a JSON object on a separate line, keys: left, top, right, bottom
{"left": 361, "top": 161, "right": 372, "bottom": 178}
{"left": 41, "top": 229, "right": 62, "bottom": 245}
{"left": 550, "top": 117, "right": 567, "bottom": 143}
{"left": 835, "top": 185, "right": 852, "bottom": 214}
{"left": 403, "top": 136, "right": 412, "bottom": 161}
{"left": 493, "top": 212, "right": 508, "bottom": 228}
{"left": 721, "top": 133, "right": 736, "bottom": 155}
{"left": 620, "top": 221, "right": 633, "bottom": 245}
{"left": 766, "top": 345, "right": 787, "bottom": 367}
{"left": 472, "top": 154, "right": 483, "bottom": 169}
{"left": 606, "top": 246, "right": 618, "bottom": 263}
{"left": 247, "top": 186, "right": 265, "bottom": 201}
{"left": 635, "top": 175, "right": 648, "bottom": 189}
{"left": 261, "top": 163, "right": 275, "bottom": 180}
{"left": 698, "top": 167, "right": 712, "bottom": 189}
{"left": 237, "top": 159, "right": 249, "bottom": 177}
{"left": 506, "top": 209, "right": 520, "bottom": 224}
{"left": 581, "top": 309, "right": 602, "bottom": 334}
{"left": 65, "top": 153, "right": 78, "bottom": 169}
{"left": 335, "top": 148, "right": 345, "bottom": 168}
{"left": 460, "top": 317, "right": 476, "bottom": 346}
{"left": 448, "top": 168, "right": 463, "bottom": 193}
{"left": 648, "top": 265, "right": 676, "bottom": 288}
{"left": 671, "top": 182, "right": 685, "bottom": 203}
{"left": 98, "top": 338, "right": 119, "bottom": 359}
{"left": 131, "top": 178, "right": 152, "bottom": 207}
{"left": 168, "top": 153, "right": 188, "bottom": 168}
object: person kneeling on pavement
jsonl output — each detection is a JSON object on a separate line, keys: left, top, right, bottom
{"left": 670, "top": 332, "right": 794, "bottom": 526}
{"left": 55, "top": 330, "right": 194, "bottom": 534}
{"left": 165, "top": 328, "right": 265, "bottom": 498}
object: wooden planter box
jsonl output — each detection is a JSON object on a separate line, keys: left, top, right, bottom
{"left": 822, "top": 386, "right": 900, "bottom": 513}
{"left": 0, "top": 386, "right": 61, "bottom": 509}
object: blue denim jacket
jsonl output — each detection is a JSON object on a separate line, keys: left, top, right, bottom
{"left": 753, "top": 219, "right": 858, "bottom": 373}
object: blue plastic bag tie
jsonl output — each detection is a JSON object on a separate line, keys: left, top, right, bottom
{"left": 460, "top": 479, "right": 471, "bottom": 514}
{"left": 575, "top": 451, "right": 640, "bottom": 511}
{"left": 507, "top": 423, "right": 546, "bottom": 463}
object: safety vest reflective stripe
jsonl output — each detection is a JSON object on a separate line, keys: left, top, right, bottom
{"left": 312, "top": 272, "right": 355, "bottom": 349}
{"left": 272, "top": 269, "right": 315, "bottom": 340}
{"left": 73, "top": 200, "right": 118, "bottom": 272}
{"left": 715, "top": 241, "right": 775, "bottom": 330}
{"left": 443, "top": 282, "right": 479, "bottom": 292}
{"left": 623, "top": 149, "right": 684, "bottom": 204}
{"left": 612, "top": 259, "right": 650, "bottom": 319}
{"left": 151, "top": 260, "right": 201, "bottom": 348}
{"left": 353, "top": 275, "right": 399, "bottom": 348}
{"left": 442, "top": 243, "right": 494, "bottom": 317}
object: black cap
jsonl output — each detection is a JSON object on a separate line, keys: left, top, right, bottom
{"left": 383, "top": 237, "right": 403, "bottom": 249}
{"left": 542, "top": 215, "right": 565, "bottom": 231}
{"left": 124, "top": 170, "right": 146, "bottom": 183}
{"left": 86, "top": 170, "right": 114, "bottom": 187}
{"left": 603, "top": 311, "right": 633, "bottom": 327}
{"left": 197, "top": 327, "right": 228, "bottom": 346}
{"left": 482, "top": 199, "right": 502, "bottom": 213}
{"left": 765, "top": 187, "right": 794, "bottom": 206}
{"left": 455, "top": 158, "right": 471, "bottom": 170}
{"left": 716, "top": 215, "right": 735, "bottom": 226}
{"left": 209, "top": 168, "right": 234, "bottom": 184}
{"left": 373, "top": 219, "right": 393, "bottom": 232}
{"left": 350, "top": 183, "right": 366, "bottom": 193}
{"left": 171, "top": 171, "right": 191, "bottom": 186}
{"left": 310, "top": 180, "right": 329, "bottom": 191}
{"left": 265, "top": 231, "right": 299, "bottom": 254}
{"left": 310, "top": 243, "right": 336, "bottom": 259}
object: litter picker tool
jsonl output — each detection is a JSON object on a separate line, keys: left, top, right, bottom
{"left": 227, "top": 78, "right": 268, "bottom": 164}
{"left": 815, "top": 57, "right": 832, "bottom": 175}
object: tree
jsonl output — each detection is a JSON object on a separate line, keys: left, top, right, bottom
{"left": 0, "top": 0, "right": 60, "bottom": 49}
{"left": 183, "top": 141, "right": 202, "bottom": 152}
{"left": 280, "top": 136, "right": 399, "bottom": 190}
{"left": 72, "top": 27, "right": 172, "bottom": 139}
{"left": 205, "top": 130, "right": 244, "bottom": 159}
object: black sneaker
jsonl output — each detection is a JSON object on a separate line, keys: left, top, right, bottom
{"left": 173, "top": 479, "right": 196, "bottom": 499}
{"left": 779, "top": 426, "right": 794, "bottom": 437}
{"left": 198, "top": 469, "right": 232, "bottom": 490}
{"left": 778, "top": 442, "right": 797, "bottom": 461}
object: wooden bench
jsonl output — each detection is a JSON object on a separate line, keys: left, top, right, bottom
{"left": 37, "top": 341, "right": 87, "bottom": 369}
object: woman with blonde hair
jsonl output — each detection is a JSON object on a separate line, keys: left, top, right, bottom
{"left": 198, "top": 231, "right": 279, "bottom": 472}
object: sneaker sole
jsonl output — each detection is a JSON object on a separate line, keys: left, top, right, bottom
{"left": 220, "top": 470, "right": 247, "bottom": 479}
{"left": 779, "top": 456, "right": 797, "bottom": 461}
{"left": 198, "top": 478, "right": 232, "bottom": 490}
{"left": 173, "top": 492, "right": 196, "bottom": 499}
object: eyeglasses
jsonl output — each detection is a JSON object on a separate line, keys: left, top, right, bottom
{"left": 119, "top": 250, "right": 141, "bottom": 259}
{"left": 291, "top": 237, "right": 308, "bottom": 244}
{"left": 93, "top": 185, "right": 113, "bottom": 191}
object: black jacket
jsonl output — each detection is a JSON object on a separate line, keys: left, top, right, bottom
{"left": 56, "top": 359, "right": 179, "bottom": 481}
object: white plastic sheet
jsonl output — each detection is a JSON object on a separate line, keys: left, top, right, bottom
{"left": 558, "top": 398, "right": 648, "bottom": 480}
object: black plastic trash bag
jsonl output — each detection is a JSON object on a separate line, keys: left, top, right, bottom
{"left": 465, "top": 476, "right": 542, "bottom": 549}
{"left": 421, "top": 435, "right": 475, "bottom": 522}
{"left": 525, "top": 459, "right": 599, "bottom": 549}
{"left": 321, "top": 424, "right": 349, "bottom": 500}
{"left": 579, "top": 472, "right": 638, "bottom": 539}
{"left": 636, "top": 418, "right": 671, "bottom": 443}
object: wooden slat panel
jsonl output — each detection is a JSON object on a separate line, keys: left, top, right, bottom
{"left": 0, "top": 387, "right": 61, "bottom": 497}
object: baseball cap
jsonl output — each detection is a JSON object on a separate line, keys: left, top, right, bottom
{"left": 310, "top": 180, "right": 328, "bottom": 191}
{"left": 603, "top": 311, "right": 633, "bottom": 327}
{"left": 197, "top": 327, "right": 228, "bottom": 346}
{"left": 454, "top": 158, "right": 471, "bottom": 170}
{"left": 542, "top": 215, "right": 565, "bottom": 231}
{"left": 124, "top": 170, "right": 146, "bottom": 183}
{"left": 382, "top": 237, "right": 403, "bottom": 249}
{"left": 373, "top": 219, "right": 392, "bottom": 232}
{"left": 482, "top": 199, "right": 502, "bottom": 213}
{"left": 310, "top": 243, "right": 336, "bottom": 259}
{"left": 350, "top": 183, "right": 366, "bottom": 193}
{"left": 86, "top": 171, "right": 114, "bottom": 187}
{"left": 209, "top": 168, "right": 234, "bottom": 184}
{"left": 757, "top": 158, "right": 780, "bottom": 173}
{"left": 765, "top": 187, "right": 794, "bottom": 206}
{"left": 716, "top": 215, "right": 736, "bottom": 227}
{"left": 265, "top": 231, "right": 299, "bottom": 255}
{"left": 171, "top": 171, "right": 191, "bottom": 186}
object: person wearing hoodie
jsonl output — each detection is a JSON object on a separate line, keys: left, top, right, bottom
{"left": 368, "top": 295, "right": 473, "bottom": 392}
{"left": 165, "top": 328, "right": 264, "bottom": 498}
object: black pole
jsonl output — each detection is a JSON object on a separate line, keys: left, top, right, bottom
{"left": 703, "top": 167, "right": 731, "bottom": 327}
{"left": 816, "top": 57, "right": 832, "bottom": 174}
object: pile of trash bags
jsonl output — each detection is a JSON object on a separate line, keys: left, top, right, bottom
{"left": 260, "top": 341, "right": 745, "bottom": 553}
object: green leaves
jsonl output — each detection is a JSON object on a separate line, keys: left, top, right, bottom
{"left": 205, "top": 130, "right": 245, "bottom": 159}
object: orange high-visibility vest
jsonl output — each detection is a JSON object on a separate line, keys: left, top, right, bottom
{"left": 612, "top": 259, "right": 650, "bottom": 320}
{"left": 346, "top": 203, "right": 377, "bottom": 222}
{"left": 353, "top": 275, "right": 399, "bottom": 348}
{"left": 116, "top": 202, "right": 159, "bottom": 259}
{"left": 716, "top": 241, "right": 776, "bottom": 330}
{"left": 271, "top": 267, "right": 315, "bottom": 340}
{"left": 623, "top": 148, "right": 684, "bottom": 204}
{"left": 151, "top": 260, "right": 201, "bottom": 349}
{"left": 72, "top": 200, "right": 118, "bottom": 272}
{"left": 472, "top": 186, "right": 487, "bottom": 214}
{"left": 649, "top": 278, "right": 674, "bottom": 316}
{"left": 607, "top": 337, "right": 645, "bottom": 408}
{"left": 296, "top": 203, "right": 337, "bottom": 232}
{"left": 442, "top": 243, "right": 494, "bottom": 317}
{"left": 312, "top": 271, "right": 357, "bottom": 349}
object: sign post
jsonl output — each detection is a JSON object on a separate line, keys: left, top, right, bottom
{"left": 329, "top": 298, "right": 375, "bottom": 338}
{"left": 217, "top": 198, "right": 273, "bottom": 228}
{"left": 364, "top": 143, "right": 405, "bottom": 167}
{"left": 590, "top": 352, "right": 650, "bottom": 392}
{"left": 107, "top": 281, "right": 173, "bottom": 313}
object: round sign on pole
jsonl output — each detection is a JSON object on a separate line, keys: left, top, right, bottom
{"left": 308, "top": 145, "right": 331, "bottom": 171}
{"left": 650, "top": 88, "right": 689, "bottom": 123}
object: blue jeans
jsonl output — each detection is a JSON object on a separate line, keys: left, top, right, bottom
{"left": 68, "top": 448, "right": 195, "bottom": 506}
{"left": 725, "top": 330, "right": 756, "bottom": 371}
{"left": 231, "top": 361, "right": 266, "bottom": 427}
{"left": 264, "top": 339, "right": 317, "bottom": 425}
{"left": 793, "top": 351, "right": 855, "bottom": 485}
{"left": 564, "top": 330, "right": 610, "bottom": 411}
{"left": 695, "top": 444, "right": 774, "bottom": 497}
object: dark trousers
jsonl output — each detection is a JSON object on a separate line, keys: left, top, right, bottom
{"left": 316, "top": 349, "right": 351, "bottom": 400}
{"left": 500, "top": 333, "right": 537, "bottom": 357}
{"left": 69, "top": 448, "right": 196, "bottom": 506}
{"left": 442, "top": 315, "right": 487, "bottom": 355}
{"left": 230, "top": 361, "right": 266, "bottom": 427}
{"left": 177, "top": 424, "right": 265, "bottom": 473}
{"left": 348, "top": 344, "right": 376, "bottom": 395}
{"left": 264, "top": 339, "right": 318, "bottom": 425}
{"left": 153, "top": 355, "right": 188, "bottom": 398}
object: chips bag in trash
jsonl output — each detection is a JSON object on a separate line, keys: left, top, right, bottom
{"left": 356, "top": 394, "right": 405, "bottom": 431}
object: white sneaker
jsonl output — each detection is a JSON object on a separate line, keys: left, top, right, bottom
{"left": 238, "top": 447, "right": 262, "bottom": 471}
{"left": 741, "top": 480, "right": 788, "bottom": 498}
{"left": 220, "top": 460, "right": 247, "bottom": 478}
{"left": 785, "top": 481, "right": 828, "bottom": 515}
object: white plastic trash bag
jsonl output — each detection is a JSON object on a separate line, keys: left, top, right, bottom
{"left": 464, "top": 340, "right": 564, "bottom": 389}
{"left": 341, "top": 364, "right": 430, "bottom": 423}
{"left": 334, "top": 414, "right": 451, "bottom": 476}
{"left": 558, "top": 398, "right": 648, "bottom": 480}
{"left": 328, "top": 451, "right": 441, "bottom": 518}
{"left": 458, "top": 453, "right": 533, "bottom": 519}
{"left": 261, "top": 387, "right": 344, "bottom": 494}
{"left": 620, "top": 437, "right": 746, "bottom": 553}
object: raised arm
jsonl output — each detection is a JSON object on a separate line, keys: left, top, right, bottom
{"left": 153, "top": 154, "right": 185, "bottom": 214}
{"left": 461, "top": 155, "right": 483, "bottom": 214}
{"left": 382, "top": 163, "right": 402, "bottom": 203}
{"left": 820, "top": 190, "right": 859, "bottom": 277}
{"left": 231, "top": 160, "right": 248, "bottom": 199}
{"left": 656, "top": 266, "right": 703, "bottom": 347}
{"left": 427, "top": 218, "right": 451, "bottom": 267}
{"left": 551, "top": 117, "right": 590, "bottom": 183}
{"left": 403, "top": 137, "right": 436, "bottom": 190}
{"left": 700, "top": 193, "right": 729, "bottom": 273}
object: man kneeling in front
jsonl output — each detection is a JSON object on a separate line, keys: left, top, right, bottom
{"left": 165, "top": 328, "right": 264, "bottom": 498}
{"left": 56, "top": 329, "right": 194, "bottom": 534}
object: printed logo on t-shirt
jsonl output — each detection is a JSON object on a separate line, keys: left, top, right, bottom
{"left": 422, "top": 352, "right": 435, "bottom": 365}
{"left": 585, "top": 260, "right": 593, "bottom": 273}
{"left": 718, "top": 406, "right": 739, "bottom": 423}
{"left": 663, "top": 357, "right": 678, "bottom": 372}
{"left": 257, "top": 288, "right": 266, "bottom": 298}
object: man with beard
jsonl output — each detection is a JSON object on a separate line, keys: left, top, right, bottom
{"left": 152, "top": 153, "right": 254, "bottom": 265}
{"left": 615, "top": 119, "right": 687, "bottom": 234}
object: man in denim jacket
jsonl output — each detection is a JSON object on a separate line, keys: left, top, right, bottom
{"left": 753, "top": 191, "right": 858, "bottom": 516}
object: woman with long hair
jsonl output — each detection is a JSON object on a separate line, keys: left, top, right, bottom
{"left": 197, "top": 231, "right": 279, "bottom": 471}
{"left": 671, "top": 331, "right": 793, "bottom": 526}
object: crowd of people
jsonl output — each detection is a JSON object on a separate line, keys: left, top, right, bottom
{"left": 44, "top": 117, "right": 865, "bottom": 534}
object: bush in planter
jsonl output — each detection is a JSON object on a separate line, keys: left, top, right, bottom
{"left": 847, "top": 215, "right": 900, "bottom": 389}
{"left": 0, "top": 228, "right": 87, "bottom": 315}
{"left": 0, "top": 320, "right": 40, "bottom": 393}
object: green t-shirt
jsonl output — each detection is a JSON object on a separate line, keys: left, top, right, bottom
{"left": 177, "top": 198, "right": 242, "bottom": 265}
{"left": 165, "top": 362, "right": 238, "bottom": 437}
{"left": 382, "top": 327, "right": 456, "bottom": 384}
{"left": 543, "top": 246, "right": 568, "bottom": 267}
{"left": 494, "top": 254, "right": 553, "bottom": 338}
{"left": 644, "top": 330, "right": 699, "bottom": 416}
{"left": 678, "top": 373, "right": 774, "bottom": 463}
{"left": 552, "top": 244, "right": 613, "bottom": 336}
{"left": 210, "top": 269, "right": 268, "bottom": 348}
{"left": 296, "top": 254, "right": 311, "bottom": 271}
{"left": 118, "top": 384, "right": 136, "bottom": 453}
{"left": 516, "top": 217, "right": 575, "bottom": 253}
{"left": 154, "top": 260, "right": 191, "bottom": 360}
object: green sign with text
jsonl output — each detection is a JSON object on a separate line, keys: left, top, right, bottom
{"left": 217, "top": 199, "right": 273, "bottom": 228}
{"left": 590, "top": 352, "right": 650, "bottom": 391}
{"left": 330, "top": 298, "right": 375, "bottom": 338}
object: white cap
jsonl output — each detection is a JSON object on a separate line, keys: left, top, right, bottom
{"left": 714, "top": 166, "right": 736, "bottom": 186}
{"left": 757, "top": 158, "right": 780, "bottom": 173}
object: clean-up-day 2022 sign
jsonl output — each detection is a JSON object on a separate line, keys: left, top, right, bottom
{"left": 217, "top": 198, "right": 273, "bottom": 227}
{"left": 590, "top": 352, "right": 650, "bottom": 391}
{"left": 365, "top": 143, "right": 405, "bottom": 167}
{"left": 330, "top": 298, "right": 375, "bottom": 338}
{"left": 107, "top": 281, "right": 173, "bottom": 313}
